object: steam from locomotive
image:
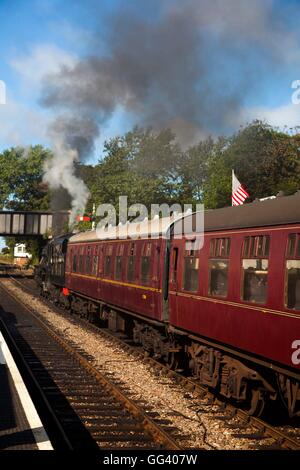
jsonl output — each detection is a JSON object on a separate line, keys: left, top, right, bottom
{"left": 43, "top": 116, "right": 100, "bottom": 222}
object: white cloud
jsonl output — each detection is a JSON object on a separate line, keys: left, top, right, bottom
{"left": 0, "top": 98, "right": 50, "bottom": 150}
{"left": 0, "top": 43, "right": 78, "bottom": 150}
{"left": 229, "top": 102, "right": 300, "bottom": 131}
{"left": 10, "top": 44, "right": 77, "bottom": 86}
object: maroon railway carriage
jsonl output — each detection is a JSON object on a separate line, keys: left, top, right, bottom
{"left": 65, "top": 218, "right": 169, "bottom": 324}
{"left": 168, "top": 196, "right": 300, "bottom": 415}
{"left": 56, "top": 195, "right": 300, "bottom": 416}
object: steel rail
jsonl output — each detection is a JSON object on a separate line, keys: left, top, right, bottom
{"left": 0, "top": 279, "right": 182, "bottom": 450}
{"left": 5, "top": 273, "right": 300, "bottom": 450}
{"left": 0, "top": 317, "right": 73, "bottom": 450}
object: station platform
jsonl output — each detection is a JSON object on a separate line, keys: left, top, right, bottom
{"left": 0, "top": 331, "right": 53, "bottom": 450}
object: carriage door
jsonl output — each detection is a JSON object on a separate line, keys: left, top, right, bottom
{"left": 167, "top": 241, "right": 180, "bottom": 321}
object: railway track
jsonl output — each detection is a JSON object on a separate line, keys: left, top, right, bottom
{"left": 0, "top": 277, "right": 182, "bottom": 450}
{"left": 2, "top": 269, "right": 300, "bottom": 450}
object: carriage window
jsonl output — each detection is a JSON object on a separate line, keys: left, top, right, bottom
{"left": 84, "top": 246, "right": 91, "bottom": 274}
{"left": 172, "top": 247, "right": 179, "bottom": 282}
{"left": 287, "top": 234, "right": 296, "bottom": 257}
{"left": 92, "top": 256, "right": 98, "bottom": 276}
{"left": 104, "top": 255, "right": 111, "bottom": 276}
{"left": 183, "top": 242, "right": 199, "bottom": 292}
{"left": 115, "top": 243, "right": 124, "bottom": 280}
{"left": 208, "top": 238, "right": 230, "bottom": 297}
{"left": 144, "top": 243, "right": 152, "bottom": 256}
{"left": 127, "top": 257, "right": 135, "bottom": 281}
{"left": 104, "top": 245, "right": 113, "bottom": 277}
{"left": 72, "top": 254, "right": 77, "bottom": 272}
{"left": 243, "top": 237, "right": 250, "bottom": 258}
{"left": 141, "top": 242, "right": 152, "bottom": 284}
{"left": 115, "top": 256, "right": 122, "bottom": 280}
{"left": 242, "top": 235, "right": 269, "bottom": 304}
{"left": 127, "top": 243, "right": 136, "bottom": 282}
{"left": 141, "top": 257, "right": 151, "bottom": 284}
{"left": 286, "top": 260, "right": 300, "bottom": 310}
{"left": 209, "top": 260, "right": 229, "bottom": 297}
{"left": 79, "top": 254, "right": 84, "bottom": 273}
{"left": 243, "top": 235, "right": 269, "bottom": 258}
{"left": 210, "top": 238, "right": 231, "bottom": 257}
{"left": 86, "top": 256, "right": 91, "bottom": 274}
{"left": 242, "top": 259, "right": 268, "bottom": 303}
{"left": 285, "top": 234, "right": 300, "bottom": 310}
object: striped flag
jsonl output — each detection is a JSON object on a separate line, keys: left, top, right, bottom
{"left": 232, "top": 170, "right": 249, "bottom": 206}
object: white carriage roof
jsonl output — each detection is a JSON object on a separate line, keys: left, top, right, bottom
{"left": 69, "top": 212, "right": 191, "bottom": 243}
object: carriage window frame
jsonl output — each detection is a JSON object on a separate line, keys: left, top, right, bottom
{"left": 285, "top": 233, "right": 300, "bottom": 311}
{"left": 115, "top": 244, "right": 124, "bottom": 279}
{"left": 92, "top": 255, "right": 98, "bottom": 276}
{"left": 85, "top": 245, "right": 92, "bottom": 274}
{"left": 140, "top": 242, "right": 152, "bottom": 285}
{"left": 86, "top": 257, "right": 91, "bottom": 274}
{"left": 171, "top": 247, "right": 179, "bottom": 283}
{"left": 127, "top": 242, "right": 136, "bottom": 282}
{"left": 210, "top": 238, "right": 231, "bottom": 258}
{"left": 243, "top": 235, "right": 270, "bottom": 258}
{"left": 115, "top": 255, "right": 123, "bottom": 280}
{"left": 79, "top": 253, "right": 84, "bottom": 273}
{"left": 241, "top": 235, "right": 270, "bottom": 304}
{"left": 182, "top": 241, "right": 199, "bottom": 292}
{"left": 72, "top": 253, "right": 77, "bottom": 272}
{"left": 104, "top": 244, "right": 113, "bottom": 277}
{"left": 208, "top": 237, "right": 231, "bottom": 298}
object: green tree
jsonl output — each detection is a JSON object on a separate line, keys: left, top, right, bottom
{"left": 0, "top": 145, "right": 51, "bottom": 262}
{"left": 86, "top": 127, "right": 182, "bottom": 217}
{"left": 176, "top": 136, "right": 215, "bottom": 205}
{"left": 0, "top": 145, "right": 51, "bottom": 210}
{"left": 203, "top": 121, "right": 300, "bottom": 208}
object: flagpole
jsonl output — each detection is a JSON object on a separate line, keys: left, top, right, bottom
{"left": 232, "top": 169, "right": 234, "bottom": 206}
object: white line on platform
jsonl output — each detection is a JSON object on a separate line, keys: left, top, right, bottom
{"left": 0, "top": 332, "right": 53, "bottom": 450}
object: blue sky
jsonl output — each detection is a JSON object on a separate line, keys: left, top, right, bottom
{"left": 0, "top": 0, "right": 137, "bottom": 157}
{"left": 0, "top": 1, "right": 113, "bottom": 153}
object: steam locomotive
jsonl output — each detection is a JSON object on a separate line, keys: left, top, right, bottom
{"left": 35, "top": 194, "right": 300, "bottom": 417}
